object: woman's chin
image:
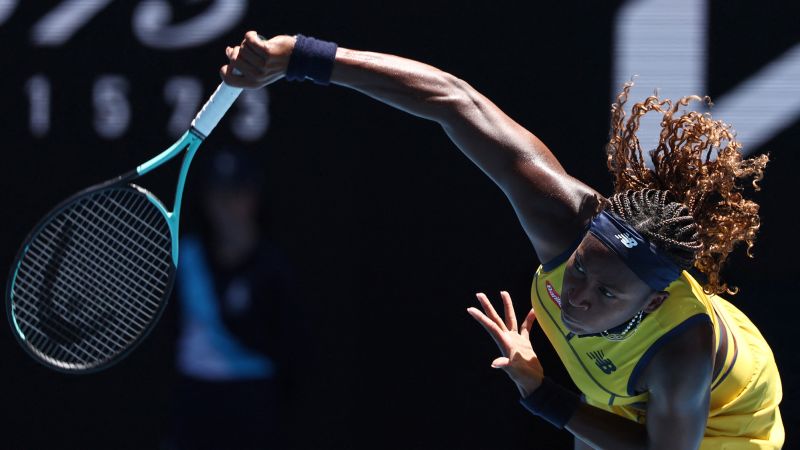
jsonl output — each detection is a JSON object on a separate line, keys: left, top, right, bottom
{"left": 561, "top": 310, "right": 585, "bottom": 333}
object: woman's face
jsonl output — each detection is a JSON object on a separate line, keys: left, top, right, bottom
{"left": 560, "top": 234, "right": 666, "bottom": 335}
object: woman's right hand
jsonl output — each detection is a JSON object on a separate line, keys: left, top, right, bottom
{"left": 221, "top": 31, "right": 295, "bottom": 89}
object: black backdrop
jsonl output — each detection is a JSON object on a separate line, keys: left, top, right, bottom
{"left": 1, "top": 1, "right": 798, "bottom": 449}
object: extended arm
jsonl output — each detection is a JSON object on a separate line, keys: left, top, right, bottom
{"left": 222, "top": 32, "right": 601, "bottom": 262}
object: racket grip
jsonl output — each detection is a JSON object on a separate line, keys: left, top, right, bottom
{"left": 191, "top": 73, "right": 243, "bottom": 138}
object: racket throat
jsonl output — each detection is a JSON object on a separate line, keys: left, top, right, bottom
{"left": 135, "top": 129, "right": 205, "bottom": 267}
{"left": 136, "top": 130, "right": 204, "bottom": 177}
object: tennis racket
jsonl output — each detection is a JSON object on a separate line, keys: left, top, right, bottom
{"left": 6, "top": 77, "right": 244, "bottom": 373}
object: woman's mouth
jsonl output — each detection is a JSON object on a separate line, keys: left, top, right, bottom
{"left": 561, "top": 308, "right": 583, "bottom": 331}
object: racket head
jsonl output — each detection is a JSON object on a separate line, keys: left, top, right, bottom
{"left": 6, "top": 179, "right": 176, "bottom": 374}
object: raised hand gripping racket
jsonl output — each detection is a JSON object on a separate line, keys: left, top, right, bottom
{"left": 6, "top": 79, "right": 243, "bottom": 373}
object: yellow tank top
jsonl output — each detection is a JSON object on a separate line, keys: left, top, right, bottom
{"left": 532, "top": 257, "right": 784, "bottom": 448}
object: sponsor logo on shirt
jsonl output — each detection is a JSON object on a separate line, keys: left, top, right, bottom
{"left": 587, "top": 350, "right": 617, "bottom": 374}
{"left": 545, "top": 281, "right": 561, "bottom": 308}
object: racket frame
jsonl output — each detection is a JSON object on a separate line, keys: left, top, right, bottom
{"left": 6, "top": 79, "right": 243, "bottom": 373}
{"left": 5, "top": 177, "right": 176, "bottom": 373}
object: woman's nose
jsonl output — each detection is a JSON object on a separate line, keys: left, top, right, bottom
{"left": 566, "top": 285, "right": 590, "bottom": 310}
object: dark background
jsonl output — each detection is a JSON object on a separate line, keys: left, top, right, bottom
{"left": 1, "top": 1, "right": 797, "bottom": 449}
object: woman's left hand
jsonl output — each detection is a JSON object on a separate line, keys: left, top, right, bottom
{"left": 467, "top": 291, "right": 544, "bottom": 397}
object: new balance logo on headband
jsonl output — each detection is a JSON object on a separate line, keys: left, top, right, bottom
{"left": 614, "top": 233, "right": 638, "bottom": 248}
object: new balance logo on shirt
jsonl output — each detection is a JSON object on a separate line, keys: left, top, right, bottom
{"left": 614, "top": 233, "right": 638, "bottom": 248}
{"left": 587, "top": 350, "right": 617, "bottom": 374}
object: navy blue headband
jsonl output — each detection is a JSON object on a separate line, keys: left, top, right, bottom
{"left": 588, "top": 210, "right": 682, "bottom": 291}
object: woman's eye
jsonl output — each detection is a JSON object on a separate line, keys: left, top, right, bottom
{"left": 599, "top": 287, "right": 615, "bottom": 298}
{"left": 575, "top": 261, "right": 585, "bottom": 274}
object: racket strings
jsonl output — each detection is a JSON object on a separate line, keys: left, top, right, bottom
{"left": 18, "top": 232, "right": 149, "bottom": 345}
{"left": 16, "top": 191, "right": 169, "bottom": 365}
{"left": 15, "top": 209, "right": 159, "bottom": 362}
{"left": 30, "top": 190, "right": 165, "bottom": 317}
{"left": 11, "top": 187, "right": 173, "bottom": 370}
{"left": 64, "top": 199, "right": 168, "bottom": 296}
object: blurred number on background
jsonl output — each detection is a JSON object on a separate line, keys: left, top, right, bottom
{"left": 25, "top": 74, "right": 51, "bottom": 138}
{"left": 232, "top": 89, "right": 269, "bottom": 142}
{"left": 93, "top": 75, "right": 131, "bottom": 139}
{"left": 165, "top": 77, "right": 204, "bottom": 138}
{"left": 164, "top": 78, "right": 271, "bottom": 140}
{"left": 12, "top": 1, "right": 271, "bottom": 140}
{"left": 24, "top": 74, "right": 271, "bottom": 140}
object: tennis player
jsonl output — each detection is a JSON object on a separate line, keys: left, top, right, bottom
{"left": 220, "top": 32, "right": 784, "bottom": 449}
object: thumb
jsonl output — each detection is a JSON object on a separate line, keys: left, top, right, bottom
{"left": 491, "top": 356, "right": 510, "bottom": 368}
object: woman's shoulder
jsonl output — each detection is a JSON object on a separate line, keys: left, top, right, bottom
{"left": 637, "top": 315, "right": 714, "bottom": 394}
{"left": 659, "top": 271, "right": 715, "bottom": 318}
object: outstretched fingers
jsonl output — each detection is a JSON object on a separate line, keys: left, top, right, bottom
{"left": 520, "top": 308, "right": 537, "bottom": 340}
{"left": 500, "top": 291, "right": 517, "bottom": 331}
{"left": 467, "top": 306, "right": 505, "bottom": 349}
{"left": 475, "top": 292, "right": 507, "bottom": 332}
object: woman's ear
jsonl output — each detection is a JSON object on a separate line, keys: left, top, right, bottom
{"left": 643, "top": 291, "right": 670, "bottom": 313}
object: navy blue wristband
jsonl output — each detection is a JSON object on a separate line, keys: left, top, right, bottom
{"left": 519, "top": 377, "right": 581, "bottom": 429}
{"left": 285, "top": 34, "right": 338, "bottom": 85}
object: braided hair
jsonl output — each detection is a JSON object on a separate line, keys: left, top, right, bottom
{"left": 604, "top": 82, "right": 768, "bottom": 295}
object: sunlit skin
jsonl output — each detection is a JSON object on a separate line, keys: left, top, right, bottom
{"left": 222, "top": 31, "right": 718, "bottom": 450}
{"left": 560, "top": 234, "right": 669, "bottom": 335}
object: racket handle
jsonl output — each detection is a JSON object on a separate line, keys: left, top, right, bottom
{"left": 191, "top": 71, "right": 243, "bottom": 138}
